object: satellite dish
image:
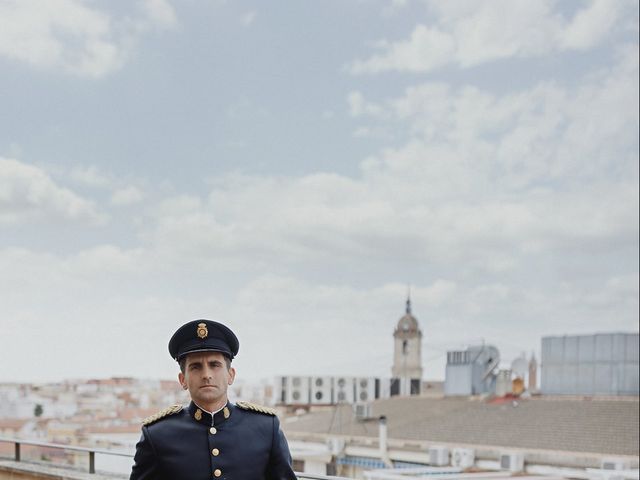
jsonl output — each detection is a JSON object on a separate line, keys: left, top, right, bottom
{"left": 511, "top": 357, "right": 528, "bottom": 379}
{"left": 482, "top": 346, "right": 500, "bottom": 380}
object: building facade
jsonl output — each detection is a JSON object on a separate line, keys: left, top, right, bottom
{"left": 444, "top": 345, "right": 500, "bottom": 396}
{"left": 541, "top": 332, "right": 639, "bottom": 396}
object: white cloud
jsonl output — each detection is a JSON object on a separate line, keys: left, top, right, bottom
{"left": 350, "top": 24, "right": 455, "bottom": 74}
{"left": 241, "top": 10, "right": 257, "bottom": 27}
{"left": 560, "top": 0, "right": 621, "bottom": 50}
{"left": 0, "top": 0, "right": 637, "bottom": 384}
{"left": 340, "top": 80, "right": 637, "bottom": 262}
{"left": 67, "top": 165, "right": 147, "bottom": 207}
{"left": 110, "top": 185, "right": 145, "bottom": 206}
{"left": 353, "top": 126, "right": 373, "bottom": 138}
{"left": 140, "top": 0, "right": 178, "bottom": 29}
{"left": 128, "top": 46, "right": 638, "bottom": 281}
{"left": 1, "top": 230, "right": 636, "bottom": 381}
{"left": 4, "top": 40, "right": 627, "bottom": 294}
{"left": 142, "top": 172, "right": 636, "bottom": 280}
{"left": 348, "top": 91, "right": 385, "bottom": 117}
{"left": 353, "top": 43, "right": 639, "bottom": 190}
{"left": 349, "top": 0, "right": 633, "bottom": 73}
{"left": 69, "top": 165, "right": 114, "bottom": 188}
{"left": 1, "top": 68, "right": 637, "bottom": 376}
{"left": 0, "top": 0, "right": 177, "bottom": 77}
{"left": 0, "top": 157, "right": 105, "bottom": 225}
{"left": 421, "top": 280, "right": 458, "bottom": 306}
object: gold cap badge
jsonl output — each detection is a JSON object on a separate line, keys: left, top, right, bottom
{"left": 196, "top": 323, "right": 208, "bottom": 339}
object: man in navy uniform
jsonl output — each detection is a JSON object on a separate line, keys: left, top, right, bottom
{"left": 130, "top": 319, "right": 297, "bottom": 479}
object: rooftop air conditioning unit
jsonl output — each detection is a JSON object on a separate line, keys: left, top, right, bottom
{"left": 310, "top": 376, "right": 333, "bottom": 405}
{"left": 274, "top": 376, "right": 286, "bottom": 405}
{"left": 353, "top": 402, "right": 372, "bottom": 420}
{"left": 355, "top": 378, "right": 376, "bottom": 403}
{"left": 334, "top": 377, "right": 355, "bottom": 404}
{"left": 500, "top": 452, "right": 524, "bottom": 472}
{"left": 429, "top": 446, "right": 450, "bottom": 466}
{"left": 285, "top": 376, "right": 310, "bottom": 405}
{"left": 601, "top": 459, "right": 630, "bottom": 471}
{"left": 452, "top": 448, "right": 475, "bottom": 469}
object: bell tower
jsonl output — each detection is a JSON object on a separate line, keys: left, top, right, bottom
{"left": 391, "top": 296, "right": 423, "bottom": 396}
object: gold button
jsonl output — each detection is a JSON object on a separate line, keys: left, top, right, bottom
{"left": 209, "top": 427, "right": 217, "bottom": 434}
{"left": 214, "top": 469, "right": 222, "bottom": 477}
{"left": 212, "top": 448, "right": 220, "bottom": 456}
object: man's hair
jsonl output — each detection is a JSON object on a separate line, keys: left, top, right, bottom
{"left": 179, "top": 354, "right": 232, "bottom": 374}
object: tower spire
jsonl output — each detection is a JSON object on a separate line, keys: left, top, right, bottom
{"left": 406, "top": 285, "right": 411, "bottom": 314}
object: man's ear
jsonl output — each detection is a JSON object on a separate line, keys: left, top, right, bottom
{"left": 228, "top": 367, "right": 236, "bottom": 386}
{"left": 178, "top": 372, "right": 187, "bottom": 390}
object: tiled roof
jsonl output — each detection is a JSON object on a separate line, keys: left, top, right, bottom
{"left": 282, "top": 396, "right": 639, "bottom": 456}
{"left": 0, "top": 418, "right": 30, "bottom": 431}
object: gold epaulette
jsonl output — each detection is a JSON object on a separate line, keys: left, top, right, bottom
{"left": 142, "top": 404, "right": 183, "bottom": 426}
{"left": 236, "top": 401, "right": 276, "bottom": 416}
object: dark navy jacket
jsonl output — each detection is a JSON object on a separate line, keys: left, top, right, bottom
{"left": 130, "top": 401, "right": 297, "bottom": 480}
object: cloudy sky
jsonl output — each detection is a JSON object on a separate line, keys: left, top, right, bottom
{"left": 0, "top": 0, "right": 638, "bottom": 385}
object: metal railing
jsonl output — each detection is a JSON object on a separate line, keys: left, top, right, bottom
{"left": 0, "top": 437, "right": 132, "bottom": 474}
{"left": 0, "top": 437, "right": 348, "bottom": 479}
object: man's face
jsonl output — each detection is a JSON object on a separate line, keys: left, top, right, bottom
{"left": 178, "top": 352, "right": 235, "bottom": 410}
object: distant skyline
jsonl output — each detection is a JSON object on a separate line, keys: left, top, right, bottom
{"left": 1, "top": 0, "right": 638, "bottom": 384}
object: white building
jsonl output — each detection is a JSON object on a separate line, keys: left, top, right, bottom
{"left": 444, "top": 344, "right": 499, "bottom": 396}
{"left": 541, "top": 332, "right": 639, "bottom": 395}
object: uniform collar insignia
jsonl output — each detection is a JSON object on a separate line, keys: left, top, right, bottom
{"left": 188, "top": 401, "right": 233, "bottom": 426}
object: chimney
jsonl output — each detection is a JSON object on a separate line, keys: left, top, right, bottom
{"left": 378, "top": 416, "right": 393, "bottom": 467}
